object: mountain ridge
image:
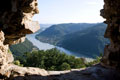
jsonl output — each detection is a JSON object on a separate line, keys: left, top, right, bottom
{"left": 36, "top": 23, "right": 108, "bottom": 58}
{"left": 36, "top": 23, "right": 98, "bottom": 45}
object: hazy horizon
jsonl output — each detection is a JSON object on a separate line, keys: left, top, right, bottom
{"left": 33, "top": 0, "right": 105, "bottom": 24}
{"left": 39, "top": 22, "right": 104, "bottom": 25}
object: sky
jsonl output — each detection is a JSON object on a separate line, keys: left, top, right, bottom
{"left": 33, "top": 0, "right": 105, "bottom": 24}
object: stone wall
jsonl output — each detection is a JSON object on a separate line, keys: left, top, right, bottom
{"left": 0, "top": 0, "right": 40, "bottom": 45}
{"left": 100, "top": 0, "right": 120, "bottom": 69}
{"left": 0, "top": 0, "right": 41, "bottom": 78}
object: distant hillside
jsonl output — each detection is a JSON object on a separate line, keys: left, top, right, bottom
{"left": 34, "top": 24, "right": 53, "bottom": 34}
{"left": 10, "top": 38, "right": 38, "bottom": 57}
{"left": 36, "top": 23, "right": 96, "bottom": 45}
{"left": 10, "top": 24, "right": 52, "bottom": 57}
{"left": 36, "top": 23, "right": 109, "bottom": 58}
{"left": 57, "top": 23, "right": 108, "bottom": 58}
{"left": 40, "top": 24, "right": 53, "bottom": 28}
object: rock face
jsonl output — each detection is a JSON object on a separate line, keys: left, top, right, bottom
{"left": 100, "top": 0, "right": 120, "bottom": 69}
{"left": 0, "top": 0, "right": 40, "bottom": 45}
{"left": 9, "top": 64, "right": 120, "bottom": 80}
{"left": 0, "top": 0, "right": 41, "bottom": 79}
{"left": 0, "top": 31, "right": 14, "bottom": 78}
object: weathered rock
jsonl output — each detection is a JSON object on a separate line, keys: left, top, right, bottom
{"left": 0, "top": 31, "right": 14, "bottom": 78}
{"left": 9, "top": 65, "right": 49, "bottom": 77}
{"left": 0, "top": 0, "right": 40, "bottom": 79}
{"left": 10, "top": 64, "right": 120, "bottom": 80}
{"left": 0, "top": 0, "right": 40, "bottom": 45}
{"left": 100, "top": 0, "right": 120, "bottom": 69}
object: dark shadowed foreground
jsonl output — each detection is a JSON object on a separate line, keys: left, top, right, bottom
{"left": 10, "top": 64, "right": 120, "bottom": 80}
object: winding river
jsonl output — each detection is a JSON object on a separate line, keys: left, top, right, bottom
{"left": 26, "top": 32, "right": 94, "bottom": 61}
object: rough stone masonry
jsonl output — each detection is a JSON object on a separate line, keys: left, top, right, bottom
{"left": 101, "top": 0, "right": 120, "bottom": 69}
{"left": 0, "top": 0, "right": 47, "bottom": 78}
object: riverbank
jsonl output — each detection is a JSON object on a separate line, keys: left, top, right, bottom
{"left": 26, "top": 33, "right": 94, "bottom": 62}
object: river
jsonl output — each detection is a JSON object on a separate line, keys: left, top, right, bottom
{"left": 26, "top": 32, "right": 94, "bottom": 62}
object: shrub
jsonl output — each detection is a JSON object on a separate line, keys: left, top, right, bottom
{"left": 59, "top": 62, "right": 71, "bottom": 70}
{"left": 15, "top": 48, "right": 101, "bottom": 71}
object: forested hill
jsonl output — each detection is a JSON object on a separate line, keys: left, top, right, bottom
{"left": 57, "top": 23, "right": 108, "bottom": 58}
{"left": 36, "top": 23, "right": 97, "bottom": 45}
{"left": 10, "top": 24, "right": 52, "bottom": 57}
{"left": 36, "top": 23, "right": 109, "bottom": 58}
{"left": 10, "top": 38, "right": 38, "bottom": 57}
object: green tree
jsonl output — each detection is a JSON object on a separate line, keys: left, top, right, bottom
{"left": 14, "top": 60, "right": 23, "bottom": 67}
{"left": 59, "top": 62, "right": 71, "bottom": 70}
{"left": 15, "top": 48, "right": 101, "bottom": 71}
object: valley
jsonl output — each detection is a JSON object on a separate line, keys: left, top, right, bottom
{"left": 10, "top": 23, "right": 108, "bottom": 59}
{"left": 36, "top": 23, "right": 109, "bottom": 58}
